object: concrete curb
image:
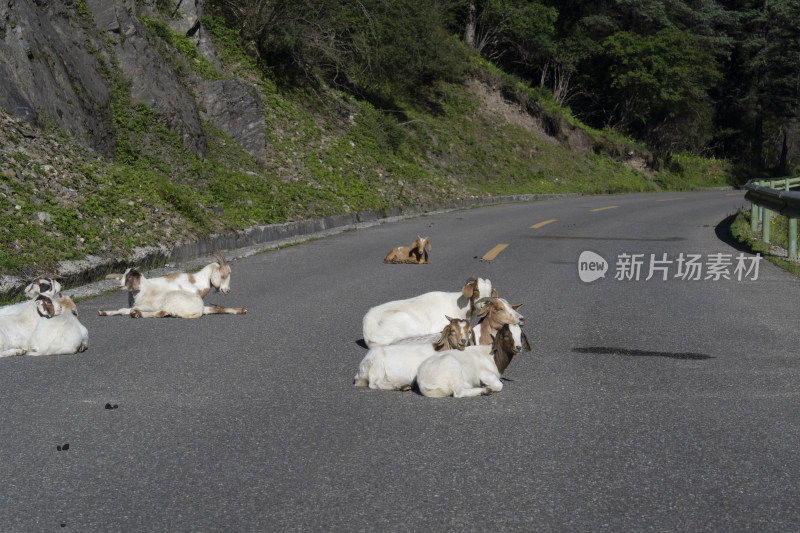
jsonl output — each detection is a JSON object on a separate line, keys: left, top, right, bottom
{"left": 2, "top": 193, "right": 578, "bottom": 302}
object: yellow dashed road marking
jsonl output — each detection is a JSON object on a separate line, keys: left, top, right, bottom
{"left": 530, "top": 219, "right": 557, "bottom": 229}
{"left": 590, "top": 205, "right": 618, "bottom": 212}
{"left": 482, "top": 244, "right": 509, "bottom": 261}
{"left": 656, "top": 197, "right": 686, "bottom": 202}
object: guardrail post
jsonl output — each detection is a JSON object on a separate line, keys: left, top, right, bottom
{"left": 751, "top": 202, "right": 760, "bottom": 231}
{"left": 784, "top": 179, "right": 798, "bottom": 259}
{"left": 762, "top": 204, "right": 771, "bottom": 243}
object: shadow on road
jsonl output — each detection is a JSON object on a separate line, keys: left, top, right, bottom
{"left": 573, "top": 346, "right": 714, "bottom": 360}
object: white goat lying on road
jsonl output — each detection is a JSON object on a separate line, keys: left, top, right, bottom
{"left": 354, "top": 316, "right": 475, "bottom": 391}
{"left": 416, "top": 323, "right": 531, "bottom": 398}
{"left": 0, "top": 277, "right": 63, "bottom": 317}
{"left": 362, "top": 277, "right": 496, "bottom": 348}
{"left": 106, "top": 254, "right": 233, "bottom": 298}
{"left": 0, "top": 296, "right": 63, "bottom": 357}
{"left": 98, "top": 267, "right": 246, "bottom": 318}
{"left": 28, "top": 296, "right": 89, "bottom": 356}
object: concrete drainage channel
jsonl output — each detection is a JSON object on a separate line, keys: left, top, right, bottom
{"left": 0, "top": 193, "right": 579, "bottom": 302}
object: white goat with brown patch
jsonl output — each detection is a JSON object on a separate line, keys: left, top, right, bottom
{"left": 106, "top": 254, "right": 233, "bottom": 299}
{"left": 354, "top": 316, "right": 475, "bottom": 391}
{"left": 29, "top": 296, "right": 89, "bottom": 356}
{"left": 98, "top": 266, "right": 246, "bottom": 318}
{"left": 417, "top": 323, "right": 531, "bottom": 398}
{"left": 0, "top": 296, "right": 63, "bottom": 357}
{"left": 384, "top": 236, "right": 431, "bottom": 264}
{"left": 362, "top": 277, "right": 497, "bottom": 348}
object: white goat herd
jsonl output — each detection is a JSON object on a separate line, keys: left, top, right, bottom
{"left": 0, "top": 255, "right": 244, "bottom": 358}
{"left": 356, "top": 276, "right": 531, "bottom": 398}
{"left": 2, "top": 254, "right": 530, "bottom": 399}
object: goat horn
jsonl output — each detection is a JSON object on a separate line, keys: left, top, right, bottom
{"left": 213, "top": 253, "right": 227, "bottom": 266}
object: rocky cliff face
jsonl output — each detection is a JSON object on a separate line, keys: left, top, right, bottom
{"left": 0, "top": 0, "right": 115, "bottom": 155}
{"left": 0, "top": 0, "right": 265, "bottom": 163}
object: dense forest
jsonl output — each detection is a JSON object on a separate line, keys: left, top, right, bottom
{"left": 208, "top": 0, "right": 800, "bottom": 176}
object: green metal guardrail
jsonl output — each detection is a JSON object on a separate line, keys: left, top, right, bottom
{"left": 744, "top": 177, "right": 800, "bottom": 259}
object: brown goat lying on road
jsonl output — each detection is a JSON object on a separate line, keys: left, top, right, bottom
{"left": 384, "top": 236, "right": 430, "bottom": 264}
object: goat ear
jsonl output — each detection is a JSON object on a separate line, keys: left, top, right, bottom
{"left": 521, "top": 331, "right": 531, "bottom": 351}
{"left": 469, "top": 329, "right": 476, "bottom": 346}
{"left": 426, "top": 240, "right": 431, "bottom": 252}
{"left": 512, "top": 303, "right": 523, "bottom": 310}
{"left": 35, "top": 296, "right": 55, "bottom": 317}
{"left": 491, "top": 288, "right": 498, "bottom": 298}
{"left": 209, "top": 264, "right": 224, "bottom": 288}
{"left": 24, "top": 282, "right": 39, "bottom": 299}
{"left": 445, "top": 315, "right": 454, "bottom": 321}
{"left": 462, "top": 277, "right": 477, "bottom": 298}
{"left": 434, "top": 330, "right": 447, "bottom": 351}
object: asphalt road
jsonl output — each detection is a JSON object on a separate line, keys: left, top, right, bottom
{"left": 2, "top": 190, "right": 799, "bottom": 532}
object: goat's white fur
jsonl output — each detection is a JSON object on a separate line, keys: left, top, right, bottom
{"left": 98, "top": 267, "right": 246, "bottom": 318}
{"left": 28, "top": 297, "right": 89, "bottom": 356}
{"left": 416, "top": 323, "right": 530, "bottom": 398}
{"left": 0, "top": 296, "right": 63, "bottom": 357}
{"left": 354, "top": 317, "right": 475, "bottom": 390}
{"left": 362, "top": 277, "right": 496, "bottom": 348}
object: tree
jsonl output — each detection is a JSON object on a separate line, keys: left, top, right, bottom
{"left": 733, "top": 0, "right": 800, "bottom": 172}
{"left": 208, "top": 0, "right": 466, "bottom": 96}
{"left": 542, "top": 0, "right": 735, "bottom": 141}
{"left": 603, "top": 27, "right": 722, "bottom": 150}
{"left": 462, "top": 1, "right": 557, "bottom": 71}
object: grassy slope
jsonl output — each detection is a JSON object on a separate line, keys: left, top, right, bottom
{"left": 0, "top": 13, "right": 734, "bottom": 289}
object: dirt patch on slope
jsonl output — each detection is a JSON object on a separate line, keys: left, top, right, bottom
{"left": 467, "top": 79, "right": 558, "bottom": 145}
{"left": 468, "top": 78, "right": 655, "bottom": 177}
